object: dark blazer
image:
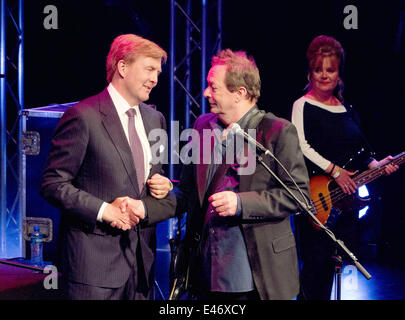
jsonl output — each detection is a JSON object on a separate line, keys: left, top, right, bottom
{"left": 175, "top": 106, "right": 310, "bottom": 300}
{"left": 40, "top": 88, "right": 176, "bottom": 290}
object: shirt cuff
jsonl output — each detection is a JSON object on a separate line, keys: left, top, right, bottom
{"left": 235, "top": 193, "right": 242, "bottom": 217}
{"left": 97, "top": 202, "right": 108, "bottom": 222}
{"left": 141, "top": 200, "right": 149, "bottom": 224}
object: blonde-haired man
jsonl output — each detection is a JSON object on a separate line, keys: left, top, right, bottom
{"left": 41, "top": 34, "right": 175, "bottom": 299}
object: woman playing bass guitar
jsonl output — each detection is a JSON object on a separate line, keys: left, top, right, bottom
{"left": 291, "top": 35, "right": 398, "bottom": 300}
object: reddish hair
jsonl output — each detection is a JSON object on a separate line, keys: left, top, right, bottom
{"left": 106, "top": 34, "right": 167, "bottom": 83}
{"left": 306, "top": 35, "right": 345, "bottom": 101}
{"left": 211, "top": 49, "right": 261, "bottom": 103}
{"left": 306, "top": 35, "right": 345, "bottom": 75}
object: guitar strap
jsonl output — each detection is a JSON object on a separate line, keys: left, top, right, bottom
{"left": 345, "top": 103, "right": 376, "bottom": 159}
{"left": 241, "top": 107, "right": 266, "bottom": 131}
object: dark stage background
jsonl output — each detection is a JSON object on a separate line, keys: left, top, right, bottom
{"left": 19, "top": 0, "right": 405, "bottom": 269}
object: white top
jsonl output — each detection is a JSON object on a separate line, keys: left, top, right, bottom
{"left": 97, "top": 83, "right": 152, "bottom": 222}
{"left": 291, "top": 96, "right": 346, "bottom": 171}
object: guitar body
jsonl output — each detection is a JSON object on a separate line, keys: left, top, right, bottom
{"left": 307, "top": 150, "right": 404, "bottom": 230}
{"left": 309, "top": 175, "right": 334, "bottom": 227}
{"left": 309, "top": 175, "right": 370, "bottom": 230}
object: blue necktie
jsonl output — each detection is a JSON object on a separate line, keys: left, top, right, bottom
{"left": 126, "top": 108, "right": 145, "bottom": 193}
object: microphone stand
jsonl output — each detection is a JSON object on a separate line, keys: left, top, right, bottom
{"left": 255, "top": 152, "right": 372, "bottom": 287}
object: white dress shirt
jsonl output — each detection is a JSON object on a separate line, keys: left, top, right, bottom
{"left": 97, "top": 83, "right": 152, "bottom": 222}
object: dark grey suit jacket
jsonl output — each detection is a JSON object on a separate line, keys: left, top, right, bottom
{"left": 40, "top": 88, "right": 176, "bottom": 289}
{"left": 175, "top": 106, "right": 310, "bottom": 299}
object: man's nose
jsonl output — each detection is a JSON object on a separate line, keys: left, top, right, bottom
{"left": 203, "top": 87, "right": 210, "bottom": 98}
{"left": 151, "top": 72, "right": 158, "bottom": 84}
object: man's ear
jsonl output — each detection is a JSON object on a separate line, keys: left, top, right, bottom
{"left": 235, "top": 86, "right": 248, "bottom": 103}
{"left": 117, "top": 60, "right": 127, "bottom": 78}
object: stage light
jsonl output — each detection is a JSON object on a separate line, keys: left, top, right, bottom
{"left": 358, "top": 185, "right": 369, "bottom": 198}
{"left": 358, "top": 186, "right": 370, "bottom": 219}
{"left": 359, "top": 206, "right": 369, "bottom": 219}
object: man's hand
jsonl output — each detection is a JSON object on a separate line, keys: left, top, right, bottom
{"left": 119, "top": 198, "right": 146, "bottom": 222}
{"left": 147, "top": 173, "right": 173, "bottom": 199}
{"left": 208, "top": 191, "right": 238, "bottom": 217}
{"left": 103, "top": 197, "right": 135, "bottom": 231}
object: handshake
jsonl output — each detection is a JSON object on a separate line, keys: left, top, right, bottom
{"left": 102, "top": 173, "right": 172, "bottom": 231}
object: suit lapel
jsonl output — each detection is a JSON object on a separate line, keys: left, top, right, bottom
{"left": 196, "top": 116, "right": 219, "bottom": 206}
{"left": 237, "top": 105, "right": 265, "bottom": 192}
{"left": 98, "top": 88, "right": 141, "bottom": 195}
{"left": 139, "top": 103, "right": 162, "bottom": 179}
{"left": 239, "top": 144, "right": 255, "bottom": 192}
{"left": 139, "top": 103, "right": 153, "bottom": 144}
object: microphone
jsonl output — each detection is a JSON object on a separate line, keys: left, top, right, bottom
{"left": 229, "top": 123, "right": 311, "bottom": 209}
{"left": 228, "top": 123, "right": 271, "bottom": 155}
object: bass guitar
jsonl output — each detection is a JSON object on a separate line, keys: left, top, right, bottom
{"left": 309, "top": 151, "right": 405, "bottom": 230}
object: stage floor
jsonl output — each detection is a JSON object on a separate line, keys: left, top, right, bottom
{"left": 1, "top": 251, "right": 404, "bottom": 300}
{"left": 334, "top": 259, "right": 405, "bottom": 300}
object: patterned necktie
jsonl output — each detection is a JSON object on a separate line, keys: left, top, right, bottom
{"left": 126, "top": 108, "right": 145, "bottom": 193}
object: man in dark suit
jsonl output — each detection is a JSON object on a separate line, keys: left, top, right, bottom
{"left": 40, "top": 34, "right": 176, "bottom": 299}
{"left": 173, "top": 49, "right": 310, "bottom": 300}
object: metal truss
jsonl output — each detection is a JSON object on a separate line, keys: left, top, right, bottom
{"left": 169, "top": 0, "right": 222, "bottom": 181}
{"left": 0, "top": 0, "right": 24, "bottom": 258}
{"left": 163, "top": 0, "right": 222, "bottom": 245}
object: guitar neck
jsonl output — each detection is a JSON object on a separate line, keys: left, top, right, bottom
{"left": 353, "top": 151, "right": 405, "bottom": 187}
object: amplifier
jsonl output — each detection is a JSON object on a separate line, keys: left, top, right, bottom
{"left": 21, "top": 102, "right": 77, "bottom": 263}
